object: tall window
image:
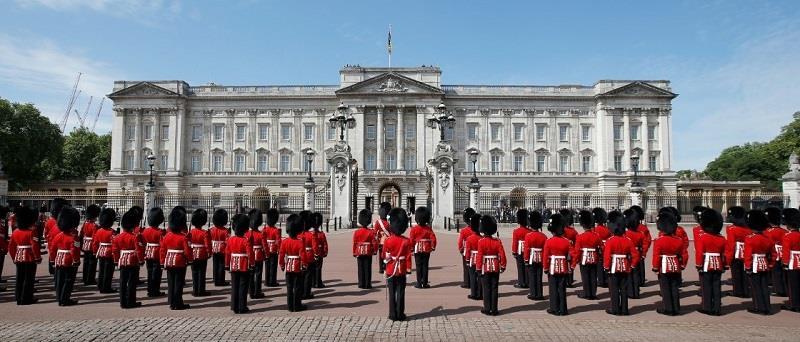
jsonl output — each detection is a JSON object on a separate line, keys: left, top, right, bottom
{"left": 386, "top": 153, "right": 396, "bottom": 170}
{"left": 535, "top": 125, "right": 546, "bottom": 141}
{"left": 405, "top": 126, "right": 416, "bottom": 141}
{"left": 280, "top": 154, "right": 290, "bottom": 171}
{"left": 257, "top": 153, "right": 269, "bottom": 171}
{"left": 234, "top": 153, "right": 245, "bottom": 172}
{"left": 559, "top": 125, "right": 569, "bottom": 142}
{"left": 143, "top": 123, "right": 152, "bottom": 140}
{"left": 559, "top": 155, "right": 570, "bottom": 172}
{"left": 490, "top": 124, "right": 501, "bottom": 141}
{"left": 405, "top": 152, "right": 416, "bottom": 170}
{"left": 125, "top": 151, "right": 134, "bottom": 170}
{"left": 192, "top": 125, "right": 202, "bottom": 141}
{"left": 581, "top": 155, "right": 591, "bottom": 172}
{"left": 160, "top": 153, "right": 168, "bottom": 169}
{"left": 513, "top": 155, "right": 524, "bottom": 171}
{"left": 303, "top": 124, "right": 314, "bottom": 141}
{"left": 491, "top": 155, "right": 501, "bottom": 172}
{"left": 467, "top": 123, "right": 479, "bottom": 141}
{"left": 614, "top": 155, "right": 623, "bottom": 172}
{"left": 649, "top": 154, "right": 658, "bottom": 170}
{"left": 513, "top": 124, "right": 524, "bottom": 141}
{"left": 385, "top": 124, "right": 396, "bottom": 141}
{"left": 213, "top": 155, "right": 223, "bottom": 172}
{"left": 235, "top": 125, "right": 246, "bottom": 141}
{"left": 191, "top": 155, "right": 201, "bottom": 172}
{"left": 327, "top": 126, "right": 336, "bottom": 140}
{"left": 213, "top": 124, "right": 224, "bottom": 142}
{"left": 366, "top": 125, "right": 376, "bottom": 140}
{"left": 258, "top": 124, "right": 269, "bottom": 141}
{"left": 630, "top": 124, "right": 640, "bottom": 140}
{"left": 281, "top": 124, "right": 292, "bottom": 142}
{"left": 581, "top": 125, "right": 591, "bottom": 141}
{"left": 613, "top": 124, "right": 623, "bottom": 141}
{"left": 365, "top": 153, "right": 376, "bottom": 171}
{"left": 536, "top": 155, "right": 545, "bottom": 172}
{"left": 126, "top": 125, "right": 135, "bottom": 140}
{"left": 648, "top": 125, "right": 657, "bottom": 140}
{"left": 161, "top": 125, "right": 169, "bottom": 140}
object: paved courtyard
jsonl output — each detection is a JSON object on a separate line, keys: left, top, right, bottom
{"left": 1, "top": 226, "right": 798, "bottom": 340}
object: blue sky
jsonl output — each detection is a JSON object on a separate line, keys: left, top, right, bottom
{"left": 1, "top": 0, "right": 799, "bottom": 170}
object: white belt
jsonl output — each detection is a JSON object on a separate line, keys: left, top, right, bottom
{"left": 254, "top": 246, "right": 264, "bottom": 249}
{"left": 703, "top": 253, "right": 721, "bottom": 272}
{"left": 549, "top": 255, "right": 566, "bottom": 275}
{"left": 99, "top": 243, "right": 112, "bottom": 246}
{"left": 484, "top": 255, "right": 498, "bottom": 259}
{"left": 286, "top": 255, "right": 300, "bottom": 259}
{"left": 752, "top": 254, "right": 767, "bottom": 273}
{"left": 528, "top": 247, "right": 542, "bottom": 264}
{"left": 166, "top": 249, "right": 183, "bottom": 253}
{"left": 611, "top": 254, "right": 627, "bottom": 274}
{"left": 190, "top": 244, "right": 205, "bottom": 248}
{"left": 120, "top": 250, "right": 135, "bottom": 255}
{"left": 661, "top": 254, "right": 678, "bottom": 272}
{"left": 231, "top": 253, "right": 248, "bottom": 257}
{"left": 17, "top": 245, "right": 32, "bottom": 249}
{"left": 734, "top": 241, "right": 745, "bottom": 259}
{"left": 790, "top": 251, "right": 800, "bottom": 270}
{"left": 266, "top": 240, "right": 276, "bottom": 243}
{"left": 57, "top": 249, "right": 70, "bottom": 253}
{"left": 146, "top": 243, "right": 159, "bottom": 247}
{"left": 304, "top": 247, "right": 312, "bottom": 250}
{"left": 517, "top": 241, "right": 524, "bottom": 254}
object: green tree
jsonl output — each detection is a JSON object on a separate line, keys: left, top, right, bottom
{"left": 60, "top": 127, "right": 100, "bottom": 179}
{"left": 0, "top": 98, "right": 64, "bottom": 188}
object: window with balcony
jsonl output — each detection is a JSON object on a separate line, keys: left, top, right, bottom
{"left": 365, "top": 153, "right": 376, "bottom": 171}
{"left": 649, "top": 154, "right": 658, "bottom": 171}
{"left": 160, "top": 153, "right": 168, "bottom": 170}
{"left": 213, "top": 154, "right": 223, "bottom": 172}
{"left": 536, "top": 155, "right": 546, "bottom": 172}
{"left": 559, "top": 155, "right": 570, "bottom": 172}
{"left": 614, "top": 155, "right": 623, "bottom": 172}
{"left": 279, "top": 154, "right": 290, "bottom": 171}
{"left": 234, "top": 153, "right": 245, "bottom": 172}
{"left": 257, "top": 153, "right": 269, "bottom": 171}
{"left": 386, "top": 153, "right": 396, "bottom": 170}
{"left": 405, "top": 152, "right": 416, "bottom": 170}
{"left": 491, "top": 155, "right": 501, "bottom": 172}
{"left": 191, "top": 155, "right": 201, "bottom": 172}
{"left": 582, "top": 155, "right": 591, "bottom": 172}
{"left": 513, "top": 154, "right": 524, "bottom": 171}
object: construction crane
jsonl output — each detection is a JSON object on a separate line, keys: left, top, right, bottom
{"left": 91, "top": 97, "right": 105, "bottom": 132}
{"left": 77, "top": 96, "right": 93, "bottom": 128}
{"left": 60, "top": 72, "right": 82, "bottom": 132}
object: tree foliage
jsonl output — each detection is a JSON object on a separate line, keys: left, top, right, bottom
{"left": 57, "top": 127, "right": 111, "bottom": 179}
{"left": 0, "top": 98, "right": 64, "bottom": 188}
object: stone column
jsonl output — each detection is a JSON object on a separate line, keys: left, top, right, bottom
{"left": 629, "top": 185, "right": 644, "bottom": 207}
{"left": 397, "top": 110, "right": 405, "bottom": 170}
{"left": 133, "top": 109, "right": 143, "bottom": 170}
{"left": 143, "top": 183, "right": 156, "bottom": 225}
{"left": 622, "top": 110, "right": 631, "bottom": 169}
{"left": 782, "top": 153, "right": 800, "bottom": 208}
{"left": 469, "top": 181, "right": 482, "bottom": 214}
{"left": 377, "top": 107, "right": 384, "bottom": 170}
{"left": 642, "top": 112, "right": 650, "bottom": 171}
{"left": 329, "top": 141, "right": 355, "bottom": 228}
{"left": 304, "top": 179, "right": 315, "bottom": 211}
{"left": 429, "top": 143, "right": 455, "bottom": 228}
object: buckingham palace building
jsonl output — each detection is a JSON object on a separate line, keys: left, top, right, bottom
{"left": 107, "top": 65, "right": 677, "bottom": 211}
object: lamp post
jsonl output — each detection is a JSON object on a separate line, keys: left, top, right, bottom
{"left": 469, "top": 150, "right": 479, "bottom": 184}
{"left": 468, "top": 150, "right": 482, "bottom": 212}
{"left": 630, "top": 154, "right": 641, "bottom": 188}
{"left": 427, "top": 102, "right": 456, "bottom": 142}
{"left": 329, "top": 102, "right": 356, "bottom": 142}
{"left": 629, "top": 153, "right": 644, "bottom": 207}
{"left": 304, "top": 150, "right": 316, "bottom": 211}
{"left": 146, "top": 154, "right": 156, "bottom": 188}
{"left": 144, "top": 154, "right": 157, "bottom": 218}
{"left": 305, "top": 150, "right": 315, "bottom": 182}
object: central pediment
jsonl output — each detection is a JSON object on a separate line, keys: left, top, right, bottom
{"left": 336, "top": 72, "right": 444, "bottom": 96}
{"left": 597, "top": 81, "right": 677, "bottom": 99}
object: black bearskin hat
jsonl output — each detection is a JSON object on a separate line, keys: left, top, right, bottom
{"left": 265, "top": 208, "right": 279, "bottom": 226}
{"left": 693, "top": 206, "right": 708, "bottom": 223}
{"left": 558, "top": 208, "right": 573, "bottom": 225}
{"left": 727, "top": 206, "right": 747, "bottom": 226}
{"left": 168, "top": 206, "right": 187, "bottom": 232}
{"left": 285, "top": 214, "right": 303, "bottom": 238}
{"left": 578, "top": 210, "right": 594, "bottom": 230}
{"left": 747, "top": 210, "right": 769, "bottom": 232}
{"left": 299, "top": 210, "right": 312, "bottom": 231}
{"left": 378, "top": 202, "right": 392, "bottom": 219}
{"left": 388, "top": 207, "right": 409, "bottom": 236}
{"left": 57, "top": 206, "right": 80, "bottom": 233}
{"left": 50, "top": 197, "right": 67, "bottom": 217}
{"left": 516, "top": 208, "right": 529, "bottom": 226}
{"left": 14, "top": 206, "right": 36, "bottom": 230}
{"left": 212, "top": 208, "right": 228, "bottom": 227}
{"left": 86, "top": 204, "right": 101, "bottom": 220}
{"left": 529, "top": 210, "right": 543, "bottom": 230}
{"left": 657, "top": 211, "right": 677, "bottom": 235}
{"left": 765, "top": 207, "right": 782, "bottom": 226}
{"left": 231, "top": 214, "right": 250, "bottom": 237}
{"left": 415, "top": 206, "right": 431, "bottom": 226}
{"left": 783, "top": 208, "right": 800, "bottom": 229}
{"left": 192, "top": 208, "right": 208, "bottom": 228}
{"left": 148, "top": 207, "right": 165, "bottom": 227}
{"left": 700, "top": 208, "right": 723, "bottom": 235}
{"left": 480, "top": 215, "right": 498, "bottom": 236}
{"left": 623, "top": 209, "right": 639, "bottom": 231}
{"left": 608, "top": 211, "right": 626, "bottom": 236}
{"left": 463, "top": 207, "right": 476, "bottom": 223}
{"left": 630, "top": 205, "right": 645, "bottom": 222}
{"left": 98, "top": 208, "right": 116, "bottom": 228}
{"left": 313, "top": 212, "right": 323, "bottom": 229}
{"left": 121, "top": 209, "right": 138, "bottom": 231}
{"left": 470, "top": 213, "right": 482, "bottom": 231}
{"left": 548, "top": 213, "right": 565, "bottom": 236}
{"left": 129, "top": 205, "right": 144, "bottom": 222}
{"left": 666, "top": 206, "right": 681, "bottom": 223}
{"left": 592, "top": 207, "right": 608, "bottom": 225}
{"left": 358, "top": 209, "right": 372, "bottom": 228}
{"left": 249, "top": 208, "right": 263, "bottom": 230}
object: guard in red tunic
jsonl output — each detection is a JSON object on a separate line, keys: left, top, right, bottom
{"left": 573, "top": 210, "right": 601, "bottom": 300}
{"left": 160, "top": 206, "right": 193, "bottom": 310}
{"left": 44, "top": 198, "right": 67, "bottom": 276}
{"left": 652, "top": 211, "right": 688, "bottom": 316}
{"left": 544, "top": 213, "right": 571, "bottom": 316}
{"left": 142, "top": 208, "right": 165, "bottom": 297}
{"left": 623, "top": 209, "right": 644, "bottom": 298}
{"left": 299, "top": 210, "right": 317, "bottom": 299}
{"left": 384, "top": 208, "right": 412, "bottom": 321}
{"left": 49, "top": 206, "right": 81, "bottom": 306}
{"left": 312, "top": 212, "right": 328, "bottom": 288}
{"left": 744, "top": 210, "right": 775, "bottom": 315}
{"left": 280, "top": 214, "right": 310, "bottom": 312}
{"left": 523, "top": 210, "right": 547, "bottom": 300}
{"left": 9, "top": 206, "right": 41, "bottom": 305}
{"left": 374, "top": 203, "right": 392, "bottom": 274}
{"left": 511, "top": 209, "right": 531, "bottom": 289}
{"left": 92, "top": 208, "right": 117, "bottom": 293}
{"left": 631, "top": 205, "right": 652, "bottom": 286}
{"left": 691, "top": 205, "right": 709, "bottom": 296}
{"left": 466, "top": 214, "right": 483, "bottom": 300}
{"left": 0, "top": 206, "right": 9, "bottom": 285}
{"left": 603, "top": 211, "right": 638, "bottom": 316}
{"left": 113, "top": 210, "right": 145, "bottom": 308}
{"left": 593, "top": 208, "right": 611, "bottom": 288}
{"left": 559, "top": 209, "right": 577, "bottom": 287}
{"left": 210, "top": 208, "right": 230, "bottom": 287}
{"left": 781, "top": 208, "right": 800, "bottom": 312}
{"left": 246, "top": 208, "right": 266, "bottom": 299}
{"left": 353, "top": 209, "right": 377, "bottom": 289}
{"left": 79, "top": 204, "right": 100, "bottom": 285}
{"left": 696, "top": 208, "right": 727, "bottom": 316}
{"left": 410, "top": 206, "right": 437, "bottom": 289}
{"left": 726, "top": 206, "right": 751, "bottom": 298}
{"left": 458, "top": 208, "right": 476, "bottom": 288}
{"left": 263, "top": 208, "right": 282, "bottom": 287}
{"left": 189, "top": 209, "right": 212, "bottom": 297}
{"left": 765, "top": 207, "right": 788, "bottom": 296}
{"left": 226, "top": 214, "right": 254, "bottom": 314}
{"left": 476, "top": 215, "right": 507, "bottom": 316}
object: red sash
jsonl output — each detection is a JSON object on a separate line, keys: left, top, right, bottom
{"left": 285, "top": 255, "right": 302, "bottom": 273}
{"left": 610, "top": 254, "right": 630, "bottom": 274}
{"left": 144, "top": 243, "right": 159, "bottom": 260}
{"left": 211, "top": 240, "right": 225, "bottom": 254}
{"left": 549, "top": 255, "right": 569, "bottom": 275}
{"left": 96, "top": 242, "right": 112, "bottom": 258}
{"left": 118, "top": 250, "right": 137, "bottom": 267}
{"left": 414, "top": 239, "right": 432, "bottom": 254}
{"left": 164, "top": 249, "right": 185, "bottom": 268}
{"left": 55, "top": 249, "right": 73, "bottom": 267}
{"left": 230, "top": 253, "right": 249, "bottom": 272}
{"left": 660, "top": 255, "right": 680, "bottom": 273}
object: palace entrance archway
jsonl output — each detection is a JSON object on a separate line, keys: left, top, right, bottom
{"left": 378, "top": 182, "right": 402, "bottom": 208}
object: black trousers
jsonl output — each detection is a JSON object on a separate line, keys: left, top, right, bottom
{"left": 191, "top": 259, "right": 208, "bottom": 296}
{"left": 597, "top": 252, "right": 608, "bottom": 287}
{"left": 469, "top": 266, "right": 483, "bottom": 299}
{"left": 527, "top": 264, "right": 543, "bottom": 298}
{"left": 303, "top": 261, "right": 316, "bottom": 298}
{"left": 285, "top": 272, "right": 303, "bottom": 311}
{"left": 250, "top": 260, "right": 264, "bottom": 296}
{"left": 548, "top": 274, "right": 568, "bottom": 314}
{"left": 212, "top": 253, "right": 226, "bottom": 286}
{"left": 772, "top": 261, "right": 787, "bottom": 296}
{"left": 628, "top": 266, "right": 641, "bottom": 298}
{"left": 638, "top": 257, "right": 646, "bottom": 286}
{"left": 658, "top": 272, "right": 681, "bottom": 314}
{"left": 82, "top": 253, "right": 97, "bottom": 285}
{"left": 580, "top": 264, "right": 598, "bottom": 298}
{"left": 97, "top": 257, "right": 115, "bottom": 292}
{"left": 166, "top": 267, "right": 187, "bottom": 308}
{"left": 482, "top": 272, "right": 500, "bottom": 313}
{"left": 608, "top": 273, "right": 629, "bottom": 314}
{"left": 15, "top": 263, "right": 37, "bottom": 304}
{"left": 265, "top": 254, "right": 279, "bottom": 286}
{"left": 387, "top": 275, "right": 406, "bottom": 320}
{"left": 119, "top": 266, "right": 139, "bottom": 307}
{"left": 514, "top": 254, "right": 528, "bottom": 287}
{"left": 730, "top": 259, "right": 750, "bottom": 297}
{"left": 230, "top": 271, "right": 250, "bottom": 313}
{"left": 414, "top": 253, "right": 431, "bottom": 286}
{"left": 145, "top": 259, "right": 163, "bottom": 296}
{"left": 787, "top": 270, "right": 800, "bottom": 310}
{"left": 356, "top": 256, "right": 373, "bottom": 288}
{"left": 377, "top": 245, "right": 385, "bottom": 273}
{"left": 461, "top": 259, "right": 470, "bottom": 287}
{"left": 48, "top": 261, "right": 55, "bottom": 275}
{"left": 749, "top": 271, "right": 771, "bottom": 313}
{"left": 314, "top": 258, "right": 325, "bottom": 288}
{"left": 55, "top": 266, "right": 77, "bottom": 305}
{"left": 700, "top": 271, "right": 723, "bottom": 314}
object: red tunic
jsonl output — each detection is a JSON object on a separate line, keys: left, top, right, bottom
{"left": 464, "top": 232, "right": 482, "bottom": 265}
{"left": 383, "top": 235, "right": 412, "bottom": 277}
{"left": 595, "top": 225, "right": 612, "bottom": 245}
{"left": 44, "top": 216, "right": 57, "bottom": 246}
{"left": 112, "top": 231, "right": 144, "bottom": 267}
{"left": 9, "top": 228, "right": 41, "bottom": 263}
{"left": 189, "top": 227, "right": 212, "bottom": 260}
{"left": 637, "top": 224, "right": 652, "bottom": 256}
{"left": 245, "top": 230, "right": 265, "bottom": 262}
{"left": 624, "top": 230, "right": 645, "bottom": 256}
{"left": 726, "top": 225, "right": 751, "bottom": 261}
{"left": 475, "top": 236, "right": 507, "bottom": 274}
{"left": 262, "top": 225, "right": 282, "bottom": 255}
{"left": 92, "top": 227, "right": 115, "bottom": 259}
{"left": 279, "top": 236, "right": 309, "bottom": 273}
{"left": 352, "top": 227, "right": 376, "bottom": 256}
{"left": 744, "top": 232, "right": 775, "bottom": 273}
{"left": 299, "top": 231, "right": 317, "bottom": 261}
{"left": 225, "top": 236, "right": 254, "bottom": 272}
{"left": 691, "top": 225, "right": 703, "bottom": 251}
{"left": 210, "top": 225, "right": 230, "bottom": 255}
{"left": 141, "top": 226, "right": 164, "bottom": 260}
{"left": 563, "top": 226, "right": 578, "bottom": 243}
{"left": 511, "top": 225, "right": 531, "bottom": 255}
{"left": 78, "top": 219, "right": 97, "bottom": 252}
{"left": 571, "top": 230, "right": 601, "bottom": 268}
{"left": 522, "top": 230, "right": 547, "bottom": 265}
{"left": 48, "top": 231, "right": 80, "bottom": 267}
{"left": 159, "top": 231, "right": 193, "bottom": 268}
{"left": 781, "top": 230, "right": 800, "bottom": 268}
{"left": 373, "top": 219, "right": 390, "bottom": 245}
{"left": 543, "top": 236, "right": 572, "bottom": 275}
{"left": 765, "top": 226, "right": 788, "bottom": 261}
{"left": 409, "top": 224, "right": 437, "bottom": 254}
{"left": 695, "top": 232, "right": 727, "bottom": 271}
{"left": 603, "top": 235, "right": 640, "bottom": 272}
{"left": 313, "top": 230, "right": 329, "bottom": 258}
{"left": 457, "top": 225, "right": 473, "bottom": 255}
{"left": 652, "top": 235, "right": 688, "bottom": 272}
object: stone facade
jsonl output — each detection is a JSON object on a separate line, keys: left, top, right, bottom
{"left": 107, "top": 66, "right": 677, "bottom": 210}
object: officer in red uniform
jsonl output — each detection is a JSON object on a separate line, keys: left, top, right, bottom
{"left": 312, "top": 212, "right": 328, "bottom": 288}
{"left": 691, "top": 205, "right": 709, "bottom": 296}
{"left": 93, "top": 208, "right": 117, "bottom": 293}
{"left": 226, "top": 214, "right": 254, "bottom": 314}
{"left": 603, "top": 211, "right": 638, "bottom": 316}
{"left": 44, "top": 198, "right": 67, "bottom": 276}
{"left": 696, "top": 208, "right": 727, "bottom": 316}
{"left": 210, "top": 208, "right": 230, "bottom": 287}
{"left": 726, "top": 206, "right": 751, "bottom": 298}
{"left": 573, "top": 210, "right": 601, "bottom": 300}
{"left": 523, "top": 210, "right": 547, "bottom": 300}
{"left": 544, "top": 213, "right": 571, "bottom": 316}
{"left": 245, "top": 208, "right": 266, "bottom": 299}
{"left": 476, "top": 215, "right": 507, "bottom": 316}
{"left": 781, "top": 208, "right": 800, "bottom": 312}
{"left": 374, "top": 203, "right": 392, "bottom": 274}
{"left": 744, "top": 210, "right": 775, "bottom": 315}
{"left": 384, "top": 207, "right": 412, "bottom": 321}
{"left": 511, "top": 209, "right": 531, "bottom": 289}
{"left": 113, "top": 210, "right": 145, "bottom": 308}
{"left": 652, "top": 211, "right": 688, "bottom": 316}
{"left": 280, "top": 213, "right": 311, "bottom": 312}
{"left": 160, "top": 206, "right": 193, "bottom": 310}
{"left": 466, "top": 214, "right": 483, "bottom": 300}
{"left": 9, "top": 206, "right": 41, "bottom": 305}
{"left": 410, "top": 206, "right": 437, "bottom": 289}
{"left": 353, "top": 209, "right": 377, "bottom": 289}
{"left": 765, "top": 207, "right": 788, "bottom": 296}
{"left": 623, "top": 209, "right": 644, "bottom": 298}
{"left": 79, "top": 204, "right": 100, "bottom": 285}
{"left": 593, "top": 208, "right": 611, "bottom": 288}
{"left": 141, "top": 208, "right": 165, "bottom": 297}
{"left": 458, "top": 208, "right": 476, "bottom": 288}
{"left": 263, "top": 208, "right": 281, "bottom": 287}
{"left": 49, "top": 206, "right": 81, "bottom": 306}
{"left": 559, "top": 209, "right": 577, "bottom": 287}
{"left": 298, "top": 210, "right": 317, "bottom": 299}
{"left": 188, "top": 209, "right": 212, "bottom": 297}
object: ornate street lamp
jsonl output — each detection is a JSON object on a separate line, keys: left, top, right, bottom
{"left": 305, "top": 150, "right": 315, "bottom": 182}
{"left": 146, "top": 154, "right": 157, "bottom": 188}
{"left": 427, "top": 101, "right": 456, "bottom": 141}
{"left": 469, "top": 150, "right": 479, "bottom": 184}
{"left": 329, "top": 102, "right": 356, "bottom": 141}
{"left": 630, "top": 153, "right": 641, "bottom": 187}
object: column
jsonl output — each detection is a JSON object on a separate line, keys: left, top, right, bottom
{"left": 642, "top": 112, "right": 650, "bottom": 171}
{"left": 110, "top": 108, "right": 125, "bottom": 171}
{"left": 397, "top": 109, "right": 405, "bottom": 170}
{"left": 133, "top": 109, "right": 143, "bottom": 170}
{"left": 659, "top": 111, "right": 670, "bottom": 171}
{"left": 416, "top": 106, "right": 427, "bottom": 171}
{"left": 622, "top": 110, "right": 631, "bottom": 170}
{"left": 377, "top": 107, "right": 385, "bottom": 170}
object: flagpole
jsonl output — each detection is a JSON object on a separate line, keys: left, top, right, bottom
{"left": 388, "top": 24, "right": 392, "bottom": 68}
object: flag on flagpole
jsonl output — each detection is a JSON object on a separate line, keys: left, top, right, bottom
{"left": 387, "top": 25, "right": 392, "bottom": 55}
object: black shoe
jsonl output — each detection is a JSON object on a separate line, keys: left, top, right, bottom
{"left": 746, "top": 308, "right": 761, "bottom": 314}
{"left": 491, "top": 310, "right": 499, "bottom": 316}
{"left": 422, "top": 283, "right": 431, "bottom": 289}
{"left": 398, "top": 314, "right": 407, "bottom": 321}
{"left": 268, "top": 283, "right": 279, "bottom": 287}
{"left": 199, "top": 291, "right": 212, "bottom": 296}
{"left": 468, "top": 295, "right": 477, "bottom": 300}
{"left": 297, "top": 304, "right": 307, "bottom": 311}
{"left": 588, "top": 296, "right": 599, "bottom": 300}
{"left": 513, "top": 284, "right": 524, "bottom": 289}
{"left": 480, "top": 309, "right": 490, "bottom": 315}
{"left": 460, "top": 284, "right": 469, "bottom": 289}
{"left": 605, "top": 309, "right": 617, "bottom": 315}
{"left": 216, "top": 282, "right": 230, "bottom": 286}
{"left": 546, "top": 309, "right": 557, "bottom": 315}
{"left": 239, "top": 307, "right": 250, "bottom": 314}
{"left": 413, "top": 284, "right": 422, "bottom": 289}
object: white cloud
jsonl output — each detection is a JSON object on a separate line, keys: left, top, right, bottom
{"left": 14, "top": 0, "right": 184, "bottom": 25}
